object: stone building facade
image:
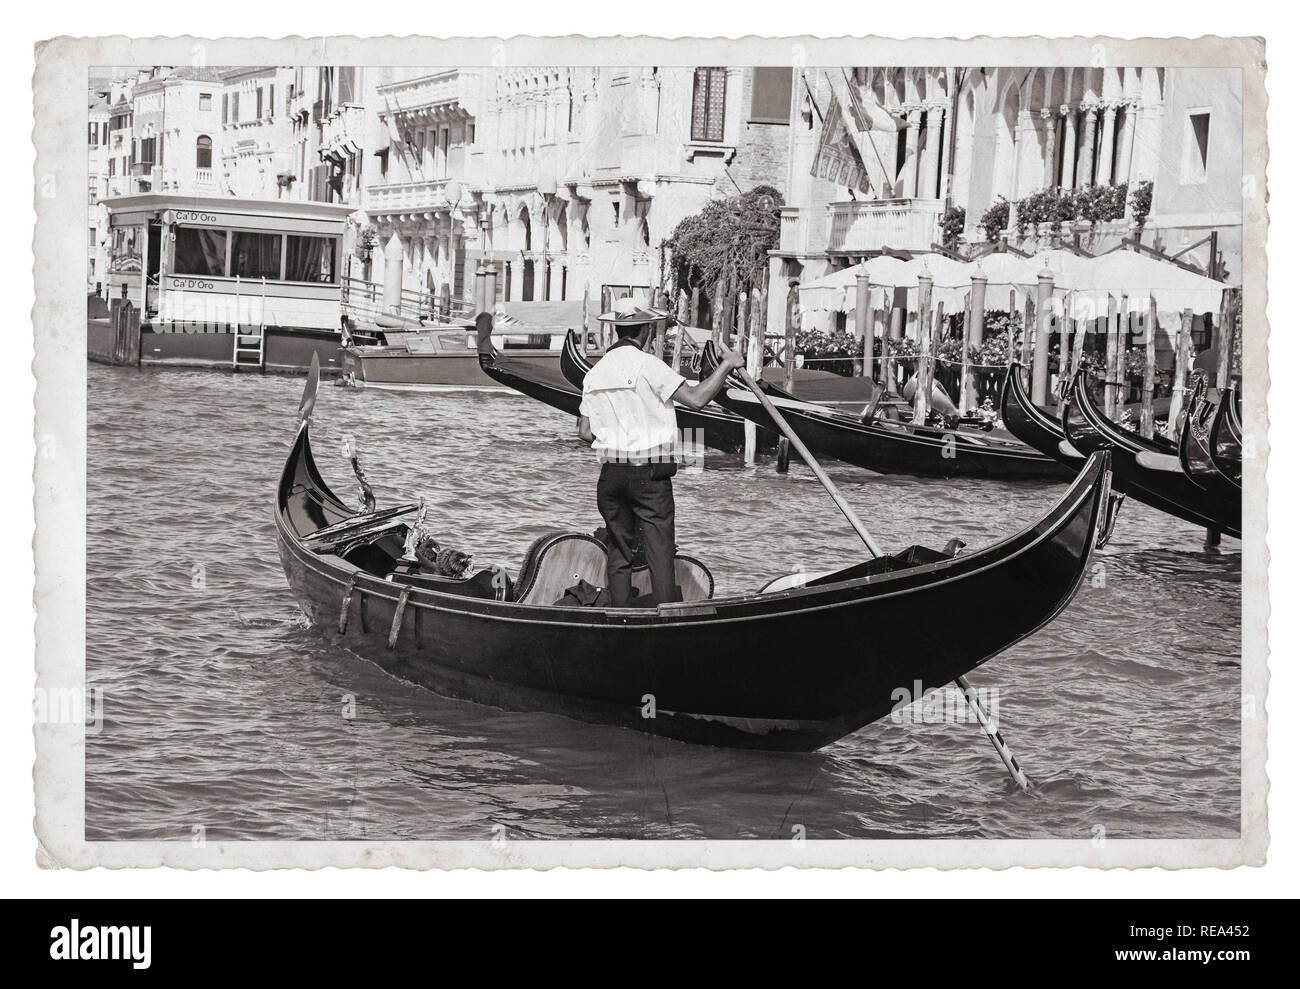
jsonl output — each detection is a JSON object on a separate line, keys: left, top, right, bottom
{"left": 358, "top": 66, "right": 792, "bottom": 315}
{"left": 771, "top": 66, "right": 1243, "bottom": 331}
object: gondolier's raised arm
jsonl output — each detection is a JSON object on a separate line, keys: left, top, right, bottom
{"left": 671, "top": 349, "right": 743, "bottom": 409}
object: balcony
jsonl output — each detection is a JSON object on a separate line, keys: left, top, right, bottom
{"left": 321, "top": 104, "right": 367, "bottom": 158}
{"left": 366, "top": 178, "right": 460, "bottom": 222}
{"left": 376, "top": 70, "right": 479, "bottom": 120}
{"left": 825, "top": 198, "right": 944, "bottom": 255}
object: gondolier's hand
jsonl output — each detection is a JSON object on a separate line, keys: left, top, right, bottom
{"left": 720, "top": 349, "right": 745, "bottom": 372}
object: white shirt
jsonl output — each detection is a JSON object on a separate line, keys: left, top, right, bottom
{"left": 579, "top": 342, "right": 687, "bottom": 462}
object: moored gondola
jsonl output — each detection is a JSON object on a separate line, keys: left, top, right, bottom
{"left": 999, "top": 362, "right": 1086, "bottom": 471}
{"left": 276, "top": 355, "right": 1114, "bottom": 752}
{"left": 1208, "top": 386, "right": 1243, "bottom": 488}
{"left": 1178, "top": 372, "right": 1239, "bottom": 497}
{"left": 1000, "top": 362, "right": 1177, "bottom": 473}
{"left": 1065, "top": 370, "right": 1240, "bottom": 538}
{"left": 699, "top": 344, "right": 1071, "bottom": 480}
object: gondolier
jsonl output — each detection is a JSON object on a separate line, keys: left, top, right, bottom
{"left": 577, "top": 299, "right": 742, "bottom": 606}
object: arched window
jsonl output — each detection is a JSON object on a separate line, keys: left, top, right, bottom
{"left": 196, "top": 135, "right": 212, "bottom": 169}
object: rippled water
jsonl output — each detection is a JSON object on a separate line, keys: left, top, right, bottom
{"left": 85, "top": 364, "right": 1241, "bottom": 841}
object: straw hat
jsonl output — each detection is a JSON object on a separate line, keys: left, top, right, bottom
{"left": 597, "top": 296, "right": 672, "bottom": 326}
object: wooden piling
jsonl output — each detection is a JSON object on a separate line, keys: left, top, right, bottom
{"left": 580, "top": 282, "right": 590, "bottom": 354}
{"left": 1166, "top": 307, "right": 1194, "bottom": 430}
{"left": 1020, "top": 295, "right": 1035, "bottom": 371}
{"left": 959, "top": 293, "right": 971, "bottom": 413}
{"left": 1140, "top": 298, "right": 1157, "bottom": 439}
{"left": 966, "top": 271, "right": 986, "bottom": 410}
{"left": 743, "top": 293, "right": 760, "bottom": 465}
{"left": 911, "top": 271, "right": 935, "bottom": 425}
{"left": 1104, "top": 295, "right": 1120, "bottom": 418}
{"left": 777, "top": 279, "right": 798, "bottom": 474}
{"left": 1031, "top": 269, "right": 1055, "bottom": 407}
{"left": 884, "top": 290, "right": 902, "bottom": 396}
{"left": 1215, "top": 290, "right": 1234, "bottom": 391}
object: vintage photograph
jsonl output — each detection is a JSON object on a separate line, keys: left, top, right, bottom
{"left": 32, "top": 36, "right": 1265, "bottom": 869}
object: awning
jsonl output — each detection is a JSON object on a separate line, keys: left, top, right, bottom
{"left": 1029, "top": 249, "right": 1227, "bottom": 322}
{"left": 799, "top": 254, "right": 1063, "bottom": 315}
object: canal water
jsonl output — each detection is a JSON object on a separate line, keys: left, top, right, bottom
{"left": 86, "top": 364, "right": 1242, "bottom": 841}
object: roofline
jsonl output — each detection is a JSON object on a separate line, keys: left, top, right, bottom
{"left": 99, "top": 193, "right": 357, "bottom": 221}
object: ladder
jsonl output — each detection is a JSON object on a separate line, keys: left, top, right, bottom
{"left": 232, "top": 276, "right": 267, "bottom": 371}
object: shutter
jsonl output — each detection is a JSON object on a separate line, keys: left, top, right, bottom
{"left": 749, "top": 67, "right": 793, "bottom": 124}
{"left": 222, "top": 93, "right": 228, "bottom": 124}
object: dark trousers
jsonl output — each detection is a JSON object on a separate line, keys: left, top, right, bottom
{"left": 596, "top": 463, "right": 678, "bottom": 607}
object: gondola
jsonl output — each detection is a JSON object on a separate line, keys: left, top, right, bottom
{"left": 698, "top": 344, "right": 1071, "bottom": 480}
{"left": 476, "top": 322, "right": 758, "bottom": 454}
{"left": 999, "top": 362, "right": 1087, "bottom": 471}
{"left": 1065, "top": 370, "right": 1240, "bottom": 538}
{"left": 276, "top": 352, "right": 1114, "bottom": 752}
{"left": 1000, "top": 362, "right": 1176, "bottom": 474}
{"left": 1179, "top": 372, "right": 1240, "bottom": 497}
{"left": 1208, "top": 386, "right": 1243, "bottom": 488}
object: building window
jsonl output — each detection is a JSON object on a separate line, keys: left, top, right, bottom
{"left": 231, "top": 93, "right": 240, "bottom": 123}
{"left": 89, "top": 226, "right": 96, "bottom": 248}
{"left": 256, "top": 87, "right": 264, "bottom": 119}
{"left": 749, "top": 67, "right": 793, "bottom": 124}
{"left": 231, "top": 231, "right": 282, "bottom": 280}
{"left": 222, "top": 93, "right": 228, "bottom": 124}
{"left": 173, "top": 227, "right": 227, "bottom": 277}
{"left": 199, "top": 92, "right": 212, "bottom": 111}
{"left": 285, "top": 235, "right": 337, "bottom": 283}
{"left": 196, "top": 135, "right": 213, "bottom": 169}
{"left": 1182, "top": 109, "right": 1211, "bottom": 184}
{"left": 691, "top": 67, "right": 727, "bottom": 142}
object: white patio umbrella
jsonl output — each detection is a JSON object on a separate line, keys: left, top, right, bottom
{"left": 797, "top": 256, "right": 909, "bottom": 313}
{"left": 799, "top": 253, "right": 1067, "bottom": 317}
{"left": 1029, "top": 248, "right": 1226, "bottom": 323}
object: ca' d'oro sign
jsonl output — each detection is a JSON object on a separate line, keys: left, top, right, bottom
{"left": 174, "top": 210, "right": 219, "bottom": 224}
{"left": 169, "top": 277, "right": 216, "bottom": 290}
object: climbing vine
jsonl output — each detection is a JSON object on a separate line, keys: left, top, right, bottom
{"left": 664, "top": 186, "right": 783, "bottom": 305}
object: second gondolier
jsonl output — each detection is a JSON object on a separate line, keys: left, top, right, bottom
{"left": 577, "top": 299, "right": 741, "bottom": 606}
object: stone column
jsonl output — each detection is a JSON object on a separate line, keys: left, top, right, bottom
{"left": 919, "top": 104, "right": 944, "bottom": 200}
{"left": 1041, "top": 107, "right": 1058, "bottom": 188}
{"left": 1116, "top": 100, "right": 1138, "bottom": 187}
{"left": 1059, "top": 104, "right": 1077, "bottom": 189}
{"left": 902, "top": 107, "right": 922, "bottom": 198}
{"left": 1078, "top": 103, "right": 1099, "bottom": 186}
{"left": 1097, "top": 103, "right": 1118, "bottom": 185}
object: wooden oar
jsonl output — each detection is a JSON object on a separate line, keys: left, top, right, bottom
{"left": 722, "top": 348, "right": 882, "bottom": 559}
{"left": 722, "top": 344, "right": 1032, "bottom": 792}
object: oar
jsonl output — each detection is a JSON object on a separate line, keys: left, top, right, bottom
{"left": 720, "top": 344, "right": 1032, "bottom": 793}
{"left": 721, "top": 347, "right": 882, "bottom": 558}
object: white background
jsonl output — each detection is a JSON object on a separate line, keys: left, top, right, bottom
{"left": 3, "top": 4, "right": 1292, "bottom": 897}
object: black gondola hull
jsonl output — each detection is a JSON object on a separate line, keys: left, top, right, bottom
{"left": 1066, "top": 371, "right": 1240, "bottom": 538}
{"left": 276, "top": 421, "right": 1111, "bottom": 751}
{"left": 698, "top": 347, "right": 1070, "bottom": 480}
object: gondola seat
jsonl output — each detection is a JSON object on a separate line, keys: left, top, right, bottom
{"left": 513, "top": 531, "right": 714, "bottom": 606}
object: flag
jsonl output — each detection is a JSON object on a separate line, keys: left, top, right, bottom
{"left": 842, "top": 74, "right": 907, "bottom": 134}
{"left": 810, "top": 87, "right": 871, "bottom": 194}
